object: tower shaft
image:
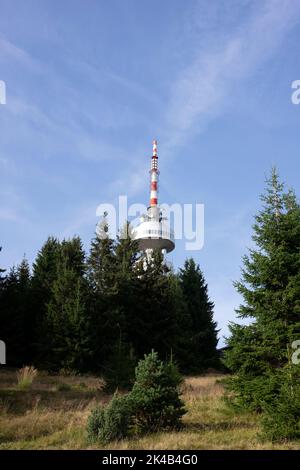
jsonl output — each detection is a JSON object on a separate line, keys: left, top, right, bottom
{"left": 150, "top": 140, "right": 159, "bottom": 207}
{"left": 133, "top": 140, "right": 175, "bottom": 257}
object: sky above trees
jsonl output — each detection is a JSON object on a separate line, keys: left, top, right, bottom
{"left": 1, "top": 0, "right": 300, "bottom": 343}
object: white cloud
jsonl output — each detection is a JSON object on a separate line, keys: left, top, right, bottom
{"left": 164, "top": 0, "right": 300, "bottom": 147}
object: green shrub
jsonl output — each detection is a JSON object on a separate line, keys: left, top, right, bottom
{"left": 87, "top": 393, "right": 133, "bottom": 443}
{"left": 129, "top": 351, "right": 186, "bottom": 432}
{"left": 86, "top": 351, "right": 186, "bottom": 443}
{"left": 87, "top": 405, "right": 106, "bottom": 442}
{"left": 260, "top": 381, "right": 300, "bottom": 441}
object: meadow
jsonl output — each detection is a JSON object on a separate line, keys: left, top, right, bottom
{"left": 0, "top": 369, "right": 299, "bottom": 450}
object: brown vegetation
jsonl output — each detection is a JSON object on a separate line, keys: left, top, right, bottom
{"left": 0, "top": 369, "right": 299, "bottom": 450}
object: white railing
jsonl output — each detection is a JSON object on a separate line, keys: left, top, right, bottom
{"left": 136, "top": 229, "right": 174, "bottom": 242}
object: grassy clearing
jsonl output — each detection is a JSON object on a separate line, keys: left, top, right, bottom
{"left": 0, "top": 369, "right": 299, "bottom": 450}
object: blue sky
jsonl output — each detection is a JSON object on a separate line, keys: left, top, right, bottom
{"left": 1, "top": 0, "right": 300, "bottom": 345}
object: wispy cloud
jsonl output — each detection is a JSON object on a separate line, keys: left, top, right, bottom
{"left": 164, "top": 0, "right": 300, "bottom": 148}
{"left": 0, "top": 36, "right": 34, "bottom": 65}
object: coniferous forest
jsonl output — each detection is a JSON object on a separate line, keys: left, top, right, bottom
{"left": 2, "top": 0, "right": 300, "bottom": 456}
{"left": 1, "top": 169, "right": 300, "bottom": 445}
{"left": 0, "top": 218, "right": 220, "bottom": 382}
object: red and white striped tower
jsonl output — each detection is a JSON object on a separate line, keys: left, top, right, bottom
{"left": 133, "top": 139, "right": 175, "bottom": 259}
{"left": 149, "top": 139, "right": 159, "bottom": 207}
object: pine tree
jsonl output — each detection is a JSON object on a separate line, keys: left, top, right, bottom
{"left": 0, "top": 267, "right": 21, "bottom": 365}
{"left": 32, "top": 237, "right": 61, "bottom": 300}
{"left": 167, "top": 272, "right": 195, "bottom": 372}
{"left": 45, "top": 257, "right": 91, "bottom": 371}
{"left": 17, "top": 258, "right": 34, "bottom": 364}
{"left": 61, "top": 236, "right": 86, "bottom": 277}
{"left": 129, "top": 351, "right": 186, "bottom": 431}
{"left": 31, "top": 237, "right": 61, "bottom": 360}
{"left": 132, "top": 250, "right": 180, "bottom": 360}
{"left": 179, "top": 258, "right": 219, "bottom": 372}
{"left": 224, "top": 169, "right": 300, "bottom": 439}
{"left": 33, "top": 236, "right": 88, "bottom": 367}
{"left": 103, "top": 222, "right": 140, "bottom": 388}
{"left": 87, "top": 214, "right": 119, "bottom": 371}
{"left": 0, "top": 258, "right": 32, "bottom": 365}
{"left": 87, "top": 213, "right": 116, "bottom": 292}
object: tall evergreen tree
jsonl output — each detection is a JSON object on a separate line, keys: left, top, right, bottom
{"left": 17, "top": 258, "right": 34, "bottom": 364}
{"left": 61, "top": 236, "right": 86, "bottom": 277}
{"left": 178, "top": 258, "right": 219, "bottom": 372}
{"left": 0, "top": 258, "right": 32, "bottom": 365}
{"left": 114, "top": 222, "right": 140, "bottom": 348}
{"left": 132, "top": 250, "right": 180, "bottom": 360}
{"left": 33, "top": 236, "right": 88, "bottom": 367}
{"left": 45, "top": 255, "right": 90, "bottom": 371}
{"left": 103, "top": 222, "right": 140, "bottom": 388}
{"left": 31, "top": 236, "right": 61, "bottom": 358}
{"left": 87, "top": 214, "right": 119, "bottom": 371}
{"left": 0, "top": 267, "right": 22, "bottom": 365}
{"left": 167, "top": 272, "right": 194, "bottom": 371}
{"left": 87, "top": 213, "right": 116, "bottom": 292}
{"left": 224, "top": 169, "right": 300, "bottom": 438}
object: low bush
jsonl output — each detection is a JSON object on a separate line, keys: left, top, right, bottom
{"left": 87, "top": 393, "right": 132, "bottom": 443}
{"left": 260, "top": 380, "right": 300, "bottom": 441}
{"left": 86, "top": 351, "right": 186, "bottom": 443}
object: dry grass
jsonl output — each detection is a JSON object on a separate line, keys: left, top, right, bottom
{"left": 16, "top": 366, "right": 38, "bottom": 390}
{"left": 0, "top": 370, "right": 299, "bottom": 450}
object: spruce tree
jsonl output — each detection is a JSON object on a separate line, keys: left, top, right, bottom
{"left": 0, "top": 259, "right": 32, "bottom": 365}
{"left": 32, "top": 237, "right": 61, "bottom": 301}
{"left": 168, "top": 272, "right": 195, "bottom": 372}
{"left": 132, "top": 250, "right": 180, "bottom": 360}
{"left": 129, "top": 351, "right": 186, "bottom": 431}
{"left": 33, "top": 236, "right": 88, "bottom": 367}
{"left": 31, "top": 237, "right": 61, "bottom": 361}
{"left": 87, "top": 214, "right": 119, "bottom": 371}
{"left": 224, "top": 169, "right": 300, "bottom": 439}
{"left": 87, "top": 213, "right": 116, "bottom": 292}
{"left": 103, "top": 222, "right": 140, "bottom": 388}
{"left": 17, "top": 258, "right": 34, "bottom": 364}
{"left": 45, "top": 256, "right": 91, "bottom": 371}
{"left": 0, "top": 267, "right": 22, "bottom": 365}
{"left": 61, "top": 236, "right": 86, "bottom": 277}
{"left": 179, "top": 258, "right": 219, "bottom": 372}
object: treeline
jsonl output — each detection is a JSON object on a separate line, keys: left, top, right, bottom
{"left": 0, "top": 218, "right": 219, "bottom": 381}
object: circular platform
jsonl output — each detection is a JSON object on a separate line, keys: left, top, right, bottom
{"left": 133, "top": 220, "right": 175, "bottom": 253}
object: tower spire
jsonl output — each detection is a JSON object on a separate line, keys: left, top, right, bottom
{"left": 150, "top": 139, "right": 159, "bottom": 207}
{"left": 133, "top": 140, "right": 175, "bottom": 259}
